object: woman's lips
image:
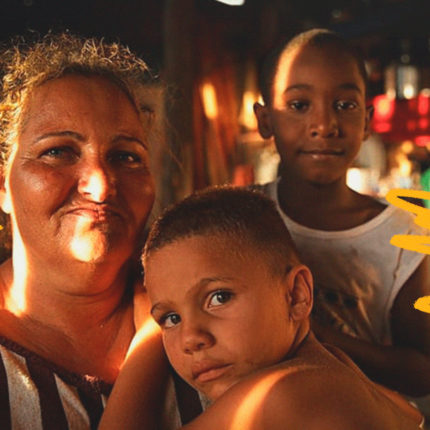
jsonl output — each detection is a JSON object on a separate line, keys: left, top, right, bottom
{"left": 67, "top": 205, "right": 123, "bottom": 222}
{"left": 192, "top": 362, "right": 233, "bottom": 383}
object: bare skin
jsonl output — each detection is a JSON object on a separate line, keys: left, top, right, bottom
{"left": 0, "top": 74, "right": 155, "bottom": 383}
{"left": 254, "top": 41, "right": 430, "bottom": 396}
{"left": 100, "top": 234, "right": 421, "bottom": 429}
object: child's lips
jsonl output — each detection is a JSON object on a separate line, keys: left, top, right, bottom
{"left": 191, "top": 361, "right": 233, "bottom": 383}
{"left": 300, "top": 148, "right": 344, "bottom": 159}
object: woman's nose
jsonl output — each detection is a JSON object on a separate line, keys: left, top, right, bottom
{"left": 181, "top": 321, "right": 215, "bottom": 354}
{"left": 309, "top": 107, "right": 339, "bottom": 138}
{"left": 77, "top": 159, "right": 116, "bottom": 202}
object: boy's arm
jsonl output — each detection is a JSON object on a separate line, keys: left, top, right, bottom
{"left": 313, "top": 257, "right": 430, "bottom": 396}
{"left": 99, "top": 290, "right": 169, "bottom": 430}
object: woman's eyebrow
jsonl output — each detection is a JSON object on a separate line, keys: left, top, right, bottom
{"left": 112, "top": 134, "right": 148, "bottom": 150}
{"left": 32, "top": 130, "right": 84, "bottom": 145}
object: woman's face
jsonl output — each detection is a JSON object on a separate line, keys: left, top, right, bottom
{"left": 0, "top": 75, "right": 155, "bottom": 267}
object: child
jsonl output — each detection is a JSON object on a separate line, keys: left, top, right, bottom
{"left": 100, "top": 187, "right": 422, "bottom": 430}
{"left": 253, "top": 29, "right": 430, "bottom": 401}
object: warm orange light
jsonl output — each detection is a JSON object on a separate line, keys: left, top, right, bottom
{"left": 230, "top": 370, "right": 287, "bottom": 429}
{"left": 238, "top": 91, "right": 259, "bottom": 130}
{"left": 5, "top": 217, "right": 29, "bottom": 315}
{"left": 200, "top": 82, "right": 218, "bottom": 119}
{"left": 126, "top": 317, "right": 161, "bottom": 358}
{"left": 401, "top": 141, "right": 414, "bottom": 154}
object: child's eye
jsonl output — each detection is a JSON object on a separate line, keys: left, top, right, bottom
{"left": 287, "top": 100, "right": 309, "bottom": 112}
{"left": 207, "top": 290, "right": 233, "bottom": 308}
{"left": 160, "top": 313, "right": 181, "bottom": 329}
{"left": 334, "top": 100, "right": 357, "bottom": 111}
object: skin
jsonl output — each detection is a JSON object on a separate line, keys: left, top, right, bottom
{"left": 100, "top": 233, "right": 422, "bottom": 430}
{"left": 255, "top": 43, "right": 381, "bottom": 231}
{"left": 0, "top": 75, "right": 155, "bottom": 382}
{"left": 254, "top": 42, "right": 430, "bottom": 395}
{"left": 145, "top": 235, "right": 310, "bottom": 401}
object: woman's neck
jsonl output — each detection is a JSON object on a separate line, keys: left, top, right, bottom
{"left": 0, "top": 257, "right": 136, "bottom": 382}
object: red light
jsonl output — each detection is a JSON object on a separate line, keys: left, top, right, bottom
{"left": 373, "top": 95, "right": 395, "bottom": 120}
{"left": 415, "top": 135, "right": 430, "bottom": 146}
{"left": 418, "top": 95, "right": 430, "bottom": 116}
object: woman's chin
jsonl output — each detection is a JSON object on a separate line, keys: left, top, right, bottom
{"left": 68, "top": 228, "right": 123, "bottom": 263}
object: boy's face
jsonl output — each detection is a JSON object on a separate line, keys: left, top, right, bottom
{"left": 256, "top": 43, "right": 371, "bottom": 186}
{"left": 145, "top": 234, "right": 296, "bottom": 401}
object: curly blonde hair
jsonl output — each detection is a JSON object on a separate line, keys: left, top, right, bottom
{"left": 0, "top": 32, "right": 154, "bottom": 261}
{"left": 0, "top": 32, "right": 153, "bottom": 171}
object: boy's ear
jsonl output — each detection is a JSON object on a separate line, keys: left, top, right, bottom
{"left": 363, "top": 104, "right": 374, "bottom": 141}
{"left": 284, "top": 265, "right": 313, "bottom": 322}
{"left": 0, "top": 176, "right": 12, "bottom": 214}
{"left": 253, "top": 102, "right": 274, "bottom": 139}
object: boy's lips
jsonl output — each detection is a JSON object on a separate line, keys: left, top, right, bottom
{"left": 191, "top": 361, "right": 233, "bottom": 383}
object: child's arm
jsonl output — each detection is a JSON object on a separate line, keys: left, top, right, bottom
{"left": 99, "top": 288, "right": 169, "bottom": 430}
{"left": 313, "top": 257, "right": 430, "bottom": 396}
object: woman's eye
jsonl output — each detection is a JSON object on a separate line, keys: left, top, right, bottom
{"left": 162, "top": 313, "right": 181, "bottom": 329}
{"left": 335, "top": 100, "right": 357, "bottom": 111}
{"left": 288, "top": 100, "right": 309, "bottom": 112}
{"left": 110, "top": 151, "right": 143, "bottom": 167}
{"left": 40, "top": 147, "right": 77, "bottom": 163}
{"left": 208, "top": 290, "right": 233, "bottom": 308}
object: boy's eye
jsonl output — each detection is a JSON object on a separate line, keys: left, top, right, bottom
{"left": 207, "top": 290, "right": 233, "bottom": 308}
{"left": 161, "top": 313, "right": 181, "bottom": 329}
{"left": 334, "top": 100, "right": 358, "bottom": 111}
{"left": 287, "top": 100, "right": 309, "bottom": 112}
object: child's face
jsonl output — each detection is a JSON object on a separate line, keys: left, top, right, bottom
{"left": 258, "top": 43, "right": 371, "bottom": 186}
{"left": 145, "top": 234, "right": 295, "bottom": 401}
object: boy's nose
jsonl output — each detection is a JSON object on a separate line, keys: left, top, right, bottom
{"left": 309, "top": 109, "right": 339, "bottom": 138}
{"left": 182, "top": 322, "right": 215, "bottom": 354}
{"left": 78, "top": 159, "right": 116, "bottom": 202}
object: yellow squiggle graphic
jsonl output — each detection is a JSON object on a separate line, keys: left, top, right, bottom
{"left": 386, "top": 188, "right": 430, "bottom": 313}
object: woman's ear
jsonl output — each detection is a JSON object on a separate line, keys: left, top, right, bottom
{"left": 284, "top": 265, "right": 313, "bottom": 322}
{"left": 253, "top": 102, "right": 274, "bottom": 139}
{"left": 0, "top": 177, "right": 12, "bottom": 214}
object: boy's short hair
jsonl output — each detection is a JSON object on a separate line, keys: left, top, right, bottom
{"left": 143, "top": 186, "right": 300, "bottom": 278}
{"left": 258, "top": 28, "right": 369, "bottom": 105}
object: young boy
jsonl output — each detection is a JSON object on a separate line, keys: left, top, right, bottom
{"left": 253, "top": 29, "right": 430, "bottom": 401}
{"left": 100, "top": 187, "right": 422, "bottom": 430}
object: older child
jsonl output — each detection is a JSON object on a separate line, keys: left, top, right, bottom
{"left": 100, "top": 187, "right": 422, "bottom": 430}
{"left": 253, "top": 29, "right": 430, "bottom": 400}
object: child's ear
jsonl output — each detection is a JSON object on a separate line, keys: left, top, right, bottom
{"left": 363, "top": 104, "right": 374, "bottom": 141}
{"left": 253, "top": 102, "right": 274, "bottom": 139}
{"left": 0, "top": 176, "right": 12, "bottom": 214}
{"left": 284, "top": 265, "right": 313, "bottom": 322}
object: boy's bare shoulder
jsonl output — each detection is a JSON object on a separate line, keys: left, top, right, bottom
{"left": 184, "top": 336, "right": 420, "bottom": 430}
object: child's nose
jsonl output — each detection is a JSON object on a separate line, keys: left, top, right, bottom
{"left": 309, "top": 108, "right": 339, "bottom": 138}
{"left": 181, "top": 321, "right": 215, "bottom": 354}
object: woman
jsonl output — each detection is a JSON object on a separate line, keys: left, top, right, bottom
{"left": 0, "top": 33, "right": 189, "bottom": 429}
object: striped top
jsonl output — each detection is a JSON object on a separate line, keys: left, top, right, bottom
{"left": 0, "top": 336, "right": 111, "bottom": 430}
{"left": 0, "top": 336, "right": 203, "bottom": 430}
